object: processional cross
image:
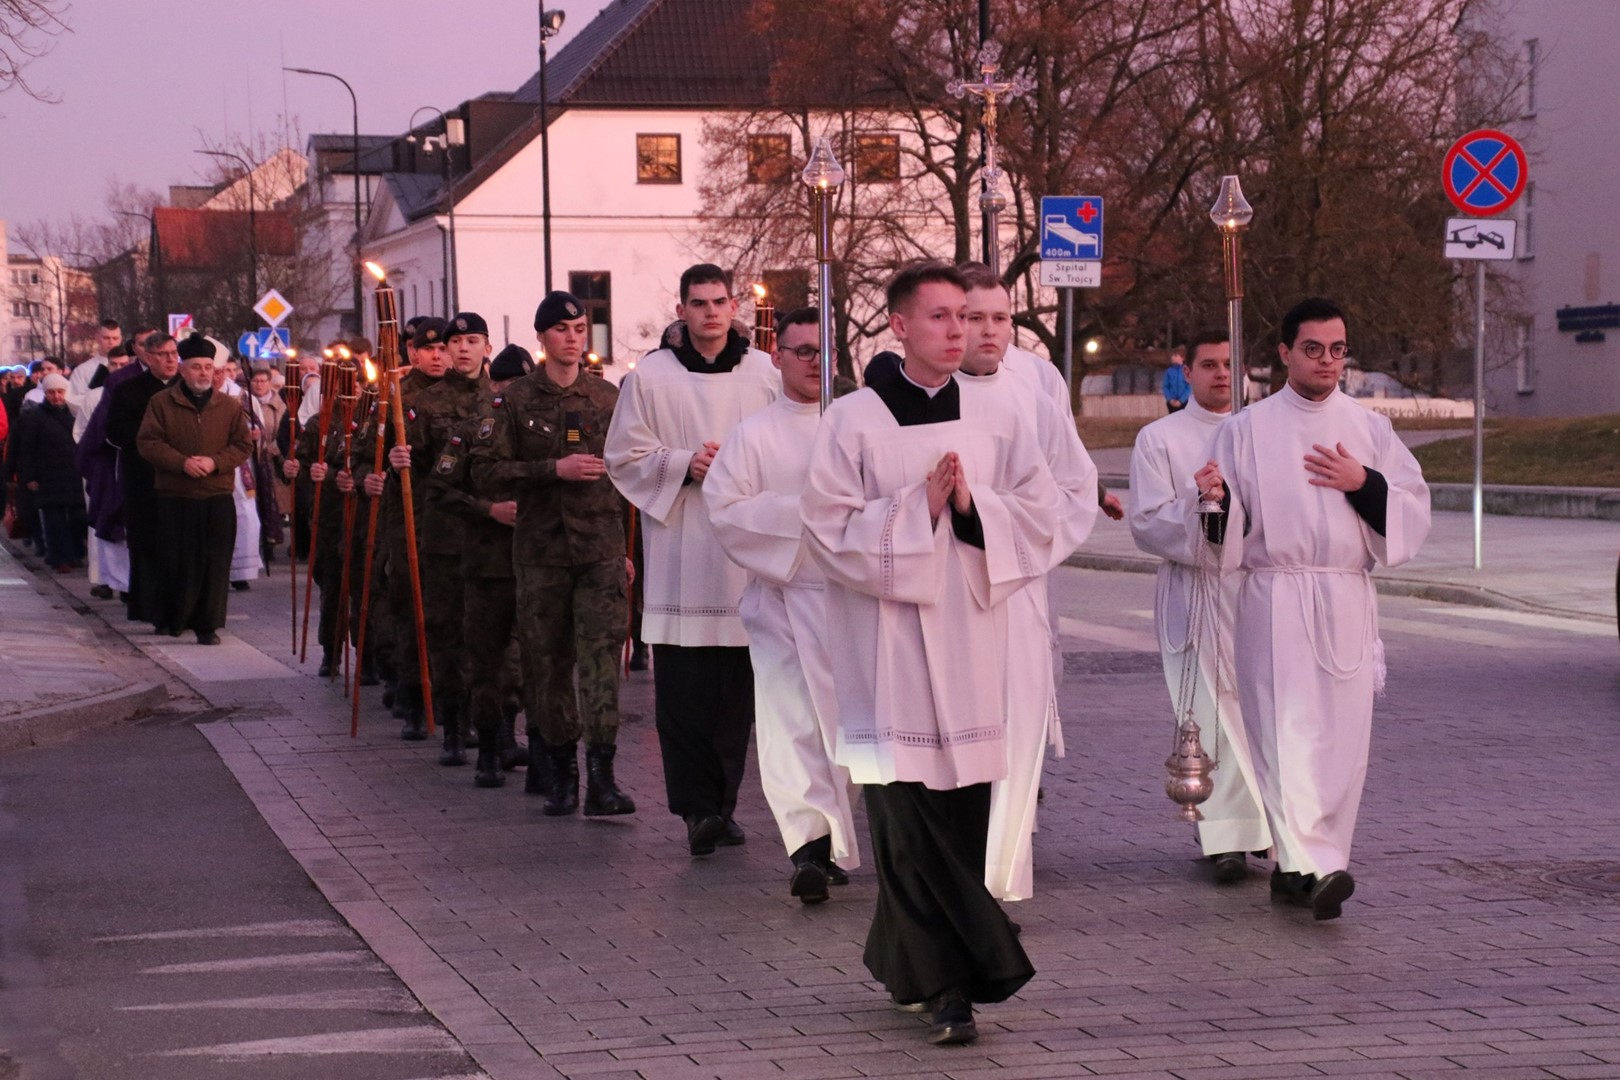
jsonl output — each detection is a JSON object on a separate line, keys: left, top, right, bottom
{"left": 948, "top": 42, "right": 1035, "bottom": 274}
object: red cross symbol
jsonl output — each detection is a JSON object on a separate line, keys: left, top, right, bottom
{"left": 1076, "top": 201, "right": 1099, "bottom": 224}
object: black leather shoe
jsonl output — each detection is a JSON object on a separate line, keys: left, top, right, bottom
{"left": 826, "top": 862, "right": 849, "bottom": 887}
{"left": 718, "top": 819, "right": 746, "bottom": 846}
{"left": 1311, "top": 870, "right": 1355, "bottom": 921}
{"left": 927, "top": 990, "right": 977, "bottom": 1045}
{"left": 686, "top": 814, "right": 725, "bottom": 856}
{"left": 196, "top": 631, "right": 221, "bottom": 646}
{"left": 89, "top": 584, "right": 113, "bottom": 600}
{"left": 1211, "top": 851, "right": 1248, "bottom": 885}
{"left": 1270, "top": 868, "right": 1312, "bottom": 907}
{"left": 473, "top": 748, "right": 504, "bottom": 788}
{"left": 231, "top": 580, "right": 249, "bottom": 592}
{"left": 891, "top": 995, "right": 928, "bottom": 1014}
{"left": 789, "top": 860, "right": 829, "bottom": 904}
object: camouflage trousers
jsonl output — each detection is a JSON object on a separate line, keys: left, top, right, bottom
{"left": 515, "top": 558, "right": 627, "bottom": 747}
{"left": 420, "top": 551, "right": 465, "bottom": 714}
{"left": 461, "top": 575, "right": 527, "bottom": 743}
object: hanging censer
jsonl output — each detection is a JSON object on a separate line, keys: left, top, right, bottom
{"left": 1163, "top": 490, "right": 1226, "bottom": 821}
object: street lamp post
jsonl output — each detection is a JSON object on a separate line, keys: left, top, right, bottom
{"left": 407, "top": 106, "right": 466, "bottom": 313}
{"left": 197, "top": 149, "right": 258, "bottom": 321}
{"left": 1209, "top": 175, "right": 1254, "bottom": 415}
{"left": 113, "top": 208, "right": 164, "bottom": 323}
{"left": 537, "top": 7, "right": 567, "bottom": 293}
{"left": 800, "top": 136, "right": 845, "bottom": 413}
{"left": 284, "top": 66, "right": 363, "bottom": 333}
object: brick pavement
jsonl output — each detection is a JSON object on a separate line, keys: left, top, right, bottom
{"left": 107, "top": 558, "right": 1620, "bottom": 1080}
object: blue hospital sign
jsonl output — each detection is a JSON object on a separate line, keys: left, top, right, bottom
{"left": 1040, "top": 196, "right": 1104, "bottom": 260}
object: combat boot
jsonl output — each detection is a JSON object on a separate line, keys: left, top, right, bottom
{"left": 461, "top": 706, "right": 479, "bottom": 750}
{"left": 473, "top": 747, "right": 504, "bottom": 788}
{"left": 542, "top": 742, "right": 579, "bottom": 816}
{"left": 439, "top": 700, "right": 467, "bottom": 766}
{"left": 317, "top": 649, "right": 334, "bottom": 678}
{"left": 524, "top": 737, "right": 552, "bottom": 795}
{"left": 399, "top": 685, "right": 428, "bottom": 741}
{"left": 359, "top": 654, "right": 379, "bottom": 687}
{"left": 498, "top": 700, "right": 526, "bottom": 771}
{"left": 583, "top": 744, "right": 635, "bottom": 816}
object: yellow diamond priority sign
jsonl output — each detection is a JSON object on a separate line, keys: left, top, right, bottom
{"left": 253, "top": 288, "right": 294, "bottom": 327}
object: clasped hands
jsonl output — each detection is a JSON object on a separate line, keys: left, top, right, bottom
{"left": 182, "top": 456, "right": 215, "bottom": 478}
{"left": 1193, "top": 442, "right": 1366, "bottom": 505}
{"left": 926, "top": 452, "right": 973, "bottom": 525}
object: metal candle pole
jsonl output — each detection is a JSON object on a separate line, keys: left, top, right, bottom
{"left": 948, "top": 43, "right": 1033, "bottom": 277}
{"left": 1209, "top": 175, "right": 1254, "bottom": 414}
{"left": 801, "top": 136, "right": 845, "bottom": 413}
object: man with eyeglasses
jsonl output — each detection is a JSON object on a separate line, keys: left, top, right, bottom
{"left": 1199, "top": 297, "right": 1431, "bottom": 921}
{"left": 704, "top": 307, "right": 860, "bottom": 904}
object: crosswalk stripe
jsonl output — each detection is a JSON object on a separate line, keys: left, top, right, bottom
{"left": 1422, "top": 605, "right": 1616, "bottom": 638}
{"left": 99, "top": 919, "right": 349, "bottom": 943}
{"left": 157, "top": 1026, "right": 461, "bottom": 1058}
{"left": 122, "top": 989, "right": 419, "bottom": 1013}
{"left": 140, "top": 950, "right": 384, "bottom": 976}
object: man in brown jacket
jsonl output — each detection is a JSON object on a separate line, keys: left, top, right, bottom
{"left": 136, "top": 335, "right": 253, "bottom": 644}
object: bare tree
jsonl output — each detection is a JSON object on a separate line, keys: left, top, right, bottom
{"left": 0, "top": 0, "right": 67, "bottom": 101}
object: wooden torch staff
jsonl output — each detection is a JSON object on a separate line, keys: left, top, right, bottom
{"left": 299, "top": 356, "right": 340, "bottom": 663}
{"left": 351, "top": 361, "right": 389, "bottom": 737}
{"left": 389, "top": 364, "right": 435, "bottom": 736}
{"left": 332, "top": 372, "right": 361, "bottom": 691}
{"left": 283, "top": 379, "right": 303, "bottom": 655}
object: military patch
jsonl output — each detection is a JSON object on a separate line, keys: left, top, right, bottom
{"left": 478, "top": 417, "right": 494, "bottom": 440}
{"left": 450, "top": 435, "right": 463, "bottom": 446}
{"left": 435, "top": 453, "right": 456, "bottom": 475}
{"left": 492, "top": 395, "right": 504, "bottom": 408}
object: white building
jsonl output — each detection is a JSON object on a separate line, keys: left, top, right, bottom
{"left": 1468, "top": 0, "right": 1620, "bottom": 416}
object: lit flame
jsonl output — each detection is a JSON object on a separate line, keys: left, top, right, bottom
{"left": 627, "top": 359, "right": 637, "bottom": 370}
{"left": 322, "top": 347, "right": 335, "bottom": 360}
{"left": 337, "top": 344, "right": 352, "bottom": 360}
{"left": 286, "top": 347, "right": 298, "bottom": 359}
{"left": 363, "top": 358, "right": 378, "bottom": 383}
{"left": 587, "top": 352, "right": 600, "bottom": 365}
{"left": 752, "top": 283, "right": 767, "bottom": 300}
{"left": 364, "top": 261, "right": 387, "bottom": 282}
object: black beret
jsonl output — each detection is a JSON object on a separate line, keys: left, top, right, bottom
{"left": 178, "top": 334, "right": 217, "bottom": 361}
{"left": 488, "top": 343, "right": 535, "bottom": 382}
{"left": 863, "top": 350, "right": 902, "bottom": 390}
{"left": 446, "top": 311, "right": 489, "bottom": 340}
{"left": 534, "top": 291, "right": 586, "bottom": 334}
{"left": 411, "top": 318, "right": 449, "bottom": 349}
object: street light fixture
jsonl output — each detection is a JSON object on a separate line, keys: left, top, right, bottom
{"left": 1208, "top": 174, "right": 1253, "bottom": 414}
{"left": 800, "top": 135, "right": 845, "bottom": 413}
{"left": 197, "top": 148, "right": 259, "bottom": 320}
{"left": 407, "top": 106, "right": 466, "bottom": 313}
{"left": 537, "top": 7, "right": 567, "bottom": 292}
{"left": 284, "top": 66, "right": 364, "bottom": 334}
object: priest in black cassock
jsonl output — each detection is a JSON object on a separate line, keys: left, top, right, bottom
{"left": 802, "top": 262, "right": 1061, "bottom": 1045}
{"left": 104, "top": 333, "right": 182, "bottom": 628}
{"left": 136, "top": 335, "right": 254, "bottom": 644}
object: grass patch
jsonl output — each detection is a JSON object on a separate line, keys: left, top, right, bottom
{"left": 1411, "top": 414, "right": 1620, "bottom": 487}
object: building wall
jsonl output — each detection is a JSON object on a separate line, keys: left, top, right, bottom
{"left": 1483, "top": 0, "right": 1620, "bottom": 417}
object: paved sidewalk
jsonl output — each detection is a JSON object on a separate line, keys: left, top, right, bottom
{"left": 0, "top": 540, "right": 169, "bottom": 748}
{"left": 1083, "top": 449, "right": 1620, "bottom": 622}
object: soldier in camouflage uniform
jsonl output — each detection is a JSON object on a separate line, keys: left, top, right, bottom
{"left": 470, "top": 291, "right": 635, "bottom": 817}
{"left": 426, "top": 342, "right": 536, "bottom": 787}
{"left": 285, "top": 378, "right": 362, "bottom": 677}
{"left": 358, "top": 317, "right": 449, "bottom": 740}
{"left": 407, "top": 311, "right": 492, "bottom": 766}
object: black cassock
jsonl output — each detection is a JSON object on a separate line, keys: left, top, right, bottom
{"left": 155, "top": 494, "right": 236, "bottom": 635}
{"left": 105, "top": 369, "right": 170, "bottom": 626}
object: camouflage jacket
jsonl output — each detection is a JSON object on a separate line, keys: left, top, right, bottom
{"left": 427, "top": 384, "right": 514, "bottom": 579}
{"left": 469, "top": 363, "right": 626, "bottom": 568}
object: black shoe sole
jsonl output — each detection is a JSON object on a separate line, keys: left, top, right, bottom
{"left": 1312, "top": 871, "right": 1355, "bottom": 921}
{"left": 583, "top": 801, "right": 635, "bottom": 817}
{"left": 790, "top": 863, "right": 829, "bottom": 904}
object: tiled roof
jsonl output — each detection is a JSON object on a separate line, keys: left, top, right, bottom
{"left": 512, "top": 0, "right": 769, "bottom": 107}
{"left": 153, "top": 208, "right": 295, "bottom": 271}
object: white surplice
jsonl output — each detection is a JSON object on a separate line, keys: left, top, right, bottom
{"left": 1210, "top": 385, "right": 1430, "bottom": 876}
{"left": 801, "top": 376, "right": 1060, "bottom": 791}
{"left": 967, "top": 361, "right": 1099, "bottom": 901}
{"left": 221, "top": 380, "right": 263, "bottom": 582}
{"left": 605, "top": 347, "right": 780, "bottom": 646}
{"left": 704, "top": 397, "right": 861, "bottom": 868}
{"left": 1129, "top": 398, "right": 1271, "bottom": 857}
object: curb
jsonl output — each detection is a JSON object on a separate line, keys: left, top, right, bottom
{"left": 1062, "top": 551, "right": 1613, "bottom": 625}
{"left": 0, "top": 681, "right": 170, "bottom": 755}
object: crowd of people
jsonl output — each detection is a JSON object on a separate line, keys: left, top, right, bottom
{"left": 0, "top": 267, "right": 1430, "bottom": 1049}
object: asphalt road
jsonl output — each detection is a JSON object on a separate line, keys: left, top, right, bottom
{"left": 0, "top": 710, "right": 482, "bottom": 1080}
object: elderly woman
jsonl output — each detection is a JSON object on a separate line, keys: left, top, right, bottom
{"left": 15, "top": 373, "right": 86, "bottom": 571}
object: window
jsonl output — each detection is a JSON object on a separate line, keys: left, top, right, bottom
{"left": 1523, "top": 38, "right": 1539, "bottom": 117}
{"left": 569, "top": 271, "right": 612, "bottom": 361}
{"left": 1515, "top": 319, "right": 1535, "bottom": 394}
{"left": 636, "top": 134, "right": 681, "bottom": 184}
{"left": 746, "top": 134, "right": 793, "bottom": 185}
{"left": 1518, "top": 183, "right": 1535, "bottom": 259}
{"left": 854, "top": 133, "right": 901, "bottom": 183}
{"left": 761, "top": 269, "right": 810, "bottom": 313}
